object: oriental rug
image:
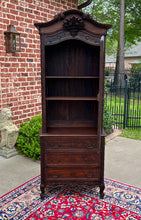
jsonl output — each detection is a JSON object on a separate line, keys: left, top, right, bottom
{"left": 0, "top": 176, "right": 141, "bottom": 219}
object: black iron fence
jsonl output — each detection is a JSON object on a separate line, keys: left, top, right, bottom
{"left": 105, "top": 71, "right": 141, "bottom": 129}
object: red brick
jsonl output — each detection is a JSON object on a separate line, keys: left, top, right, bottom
{"left": 9, "top": 68, "right": 17, "bottom": 72}
{"left": 16, "top": 16, "right": 24, "bottom": 21}
{"left": 18, "top": 68, "right": 25, "bottom": 72}
{"left": 21, "top": 82, "right": 28, "bottom": 86}
{"left": 19, "top": 105, "right": 26, "bottom": 110}
{"left": 10, "top": 97, "right": 18, "bottom": 102}
{"left": 13, "top": 116, "right": 18, "bottom": 120}
{"left": 7, "top": 3, "right": 16, "bottom": 9}
{"left": 0, "top": 0, "right": 77, "bottom": 126}
{"left": 7, "top": 14, "right": 15, "bottom": 19}
{"left": 11, "top": 107, "right": 19, "bottom": 111}
{"left": 11, "top": 63, "right": 19, "bottom": 67}
{"left": 10, "top": 9, "right": 18, "bottom": 15}
{"left": 7, "top": 93, "right": 14, "bottom": 98}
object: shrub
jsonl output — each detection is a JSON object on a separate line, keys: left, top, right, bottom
{"left": 103, "top": 103, "right": 114, "bottom": 134}
{"left": 130, "top": 62, "right": 141, "bottom": 87}
{"left": 16, "top": 114, "right": 42, "bottom": 161}
{"left": 103, "top": 81, "right": 115, "bottom": 134}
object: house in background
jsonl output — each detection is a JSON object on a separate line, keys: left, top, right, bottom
{"left": 105, "top": 42, "right": 141, "bottom": 70}
{"left": 105, "top": 55, "right": 116, "bottom": 69}
{"left": 124, "top": 42, "right": 141, "bottom": 69}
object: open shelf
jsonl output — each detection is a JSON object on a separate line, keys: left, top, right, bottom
{"left": 46, "top": 78, "right": 99, "bottom": 97}
{"left": 45, "top": 40, "right": 100, "bottom": 77}
{"left": 46, "top": 97, "right": 98, "bottom": 101}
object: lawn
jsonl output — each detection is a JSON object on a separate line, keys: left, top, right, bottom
{"left": 120, "top": 128, "right": 141, "bottom": 140}
{"left": 106, "top": 96, "right": 141, "bottom": 111}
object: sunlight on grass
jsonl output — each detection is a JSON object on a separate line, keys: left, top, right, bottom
{"left": 120, "top": 128, "right": 141, "bottom": 140}
{"left": 106, "top": 96, "right": 141, "bottom": 111}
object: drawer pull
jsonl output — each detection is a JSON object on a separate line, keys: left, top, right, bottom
{"left": 71, "top": 172, "right": 74, "bottom": 177}
{"left": 84, "top": 158, "right": 95, "bottom": 161}
{"left": 52, "top": 175, "right": 59, "bottom": 178}
{"left": 87, "top": 145, "right": 93, "bottom": 149}
{"left": 71, "top": 142, "right": 75, "bottom": 147}
{"left": 71, "top": 157, "right": 75, "bottom": 162}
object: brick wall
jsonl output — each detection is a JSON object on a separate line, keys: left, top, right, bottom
{"left": 0, "top": 0, "right": 78, "bottom": 126}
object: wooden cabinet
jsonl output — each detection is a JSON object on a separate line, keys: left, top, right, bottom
{"left": 35, "top": 9, "right": 111, "bottom": 199}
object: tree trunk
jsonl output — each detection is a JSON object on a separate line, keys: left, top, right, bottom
{"left": 114, "top": 41, "right": 119, "bottom": 86}
{"left": 118, "top": 0, "right": 125, "bottom": 87}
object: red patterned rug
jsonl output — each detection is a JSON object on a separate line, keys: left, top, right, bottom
{"left": 0, "top": 176, "right": 141, "bottom": 219}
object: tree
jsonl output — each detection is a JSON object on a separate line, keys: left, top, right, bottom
{"left": 78, "top": 0, "right": 141, "bottom": 83}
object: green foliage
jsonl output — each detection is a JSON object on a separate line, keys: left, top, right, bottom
{"left": 103, "top": 80, "right": 115, "bottom": 134}
{"left": 78, "top": 0, "right": 141, "bottom": 55}
{"left": 131, "top": 62, "right": 141, "bottom": 73}
{"left": 105, "top": 67, "right": 114, "bottom": 76}
{"left": 103, "top": 102, "right": 115, "bottom": 134}
{"left": 129, "top": 63, "right": 141, "bottom": 87}
{"left": 16, "top": 114, "right": 42, "bottom": 161}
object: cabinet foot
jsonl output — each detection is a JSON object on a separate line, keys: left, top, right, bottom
{"left": 100, "top": 183, "right": 105, "bottom": 199}
{"left": 40, "top": 183, "right": 45, "bottom": 200}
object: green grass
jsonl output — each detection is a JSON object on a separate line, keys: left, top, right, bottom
{"left": 106, "top": 96, "right": 141, "bottom": 111}
{"left": 120, "top": 128, "right": 141, "bottom": 140}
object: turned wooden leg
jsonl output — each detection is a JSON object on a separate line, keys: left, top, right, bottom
{"left": 40, "top": 183, "right": 45, "bottom": 200}
{"left": 100, "top": 183, "right": 105, "bottom": 199}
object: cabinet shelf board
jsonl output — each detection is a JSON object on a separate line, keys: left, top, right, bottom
{"left": 41, "top": 127, "right": 97, "bottom": 136}
{"left": 46, "top": 97, "right": 98, "bottom": 101}
{"left": 46, "top": 76, "right": 99, "bottom": 79}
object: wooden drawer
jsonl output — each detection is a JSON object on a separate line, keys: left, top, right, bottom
{"left": 46, "top": 151, "right": 100, "bottom": 165}
{"left": 45, "top": 137, "right": 97, "bottom": 150}
{"left": 46, "top": 166, "right": 100, "bottom": 179}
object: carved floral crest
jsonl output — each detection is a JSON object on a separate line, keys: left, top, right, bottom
{"left": 63, "top": 16, "right": 85, "bottom": 37}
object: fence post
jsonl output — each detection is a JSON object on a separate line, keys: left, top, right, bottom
{"left": 123, "top": 78, "right": 128, "bottom": 129}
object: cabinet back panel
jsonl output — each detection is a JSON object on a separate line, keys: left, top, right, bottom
{"left": 47, "top": 100, "right": 98, "bottom": 127}
{"left": 45, "top": 40, "right": 100, "bottom": 76}
{"left": 46, "top": 78, "right": 99, "bottom": 97}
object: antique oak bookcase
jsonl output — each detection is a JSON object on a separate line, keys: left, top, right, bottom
{"left": 35, "top": 10, "right": 111, "bottom": 199}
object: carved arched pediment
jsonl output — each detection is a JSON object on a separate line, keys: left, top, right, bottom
{"left": 35, "top": 9, "right": 112, "bottom": 43}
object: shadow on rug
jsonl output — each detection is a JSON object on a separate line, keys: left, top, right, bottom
{"left": 0, "top": 176, "right": 141, "bottom": 219}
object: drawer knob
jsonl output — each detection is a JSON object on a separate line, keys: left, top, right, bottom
{"left": 87, "top": 175, "right": 92, "bottom": 178}
{"left": 71, "top": 172, "right": 74, "bottom": 177}
{"left": 71, "top": 157, "right": 75, "bottom": 162}
{"left": 87, "top": 145, "right": 93, "bottom": 149}
{"left": 84, "top": 158, "right": 95, "bottom": 163}
{"left": 71, "top": 142, "right": 75, "bottom": 147}
{"left": 52, "top": 175, "right": 59, "bottom": 178}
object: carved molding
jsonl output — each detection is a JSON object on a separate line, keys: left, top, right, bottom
{"left": 54, "top": 12, "right": 65, "bottom": 21}
{"left": 78, "top": 33, "right": 100, "bottom": 45}
{"left": 44, "top": 32, "right": 66, "bottom": 45}
{"left": 63, "top": 16, "right": 85, "bottom": 37}
{"left": 43, "top": 31, "right": 101, "bottom": 46}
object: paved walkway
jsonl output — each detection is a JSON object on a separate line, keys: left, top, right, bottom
{"left": 0, "top": 136, "right": 141, "bottom": 197}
